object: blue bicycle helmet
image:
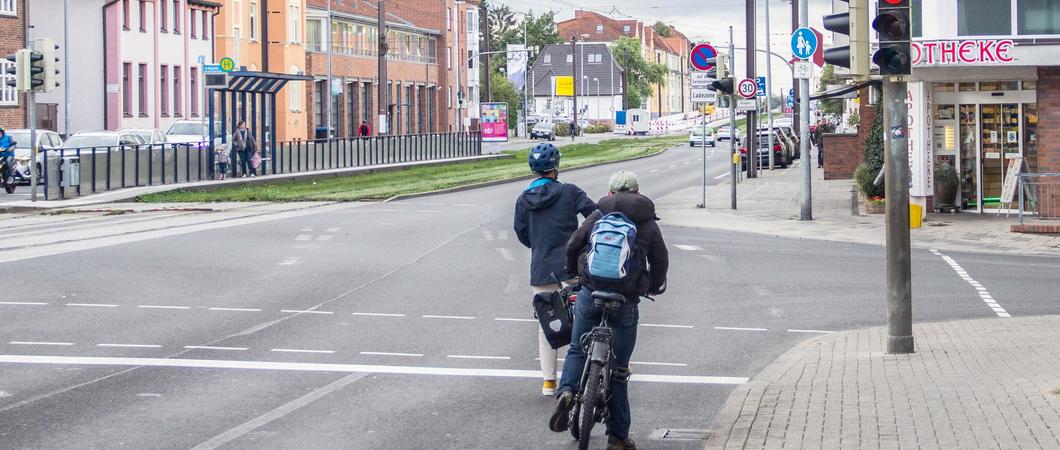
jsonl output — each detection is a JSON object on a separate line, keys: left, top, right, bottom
{"left": 528, "top": 143, "right": 561, "bottom": 173}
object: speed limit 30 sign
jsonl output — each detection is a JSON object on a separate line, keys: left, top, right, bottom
{"left": 737, "top": 78, "right": 758, "bottom": 99}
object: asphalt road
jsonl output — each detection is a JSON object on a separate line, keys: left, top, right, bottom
{"left": 2, "top": 144, "right": 1058, "bottom": 449}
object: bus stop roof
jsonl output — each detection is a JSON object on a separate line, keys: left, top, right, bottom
{"left": 218, "top": 71, "right": 313, "bottom": 94}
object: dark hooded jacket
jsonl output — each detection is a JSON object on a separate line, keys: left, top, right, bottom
{"left": 566, "top": 192, "right": 669, "bottom": 297}
{"left": 514, "top": 178, "right": 597, "bottom": 286}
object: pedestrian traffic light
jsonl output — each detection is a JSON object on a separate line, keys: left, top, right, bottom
{"left": 822, "top": 0, "right": 869, "bottom": 79}
{"left": 872, "top": 0, "right": 911, "bottom": 75}
{"left": 4, "top": 49, "right": 31, "bottom": 92}
{"left": 709, "top": 78, "right": 734, "bottom": 94}
{"left": 38, "top": 38, "right": 60, "bottom": 93}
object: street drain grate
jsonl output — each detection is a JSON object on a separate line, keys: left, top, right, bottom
{"left": 649, "top": 428, "right": 712, "bottom": 440}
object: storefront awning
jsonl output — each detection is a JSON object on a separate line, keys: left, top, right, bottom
{"left": 216, "top": 71, "right": 313, "bottom": 95}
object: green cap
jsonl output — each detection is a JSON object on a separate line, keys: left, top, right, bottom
{"left": 609, "top": 170, "right": 639, "bottom": 193}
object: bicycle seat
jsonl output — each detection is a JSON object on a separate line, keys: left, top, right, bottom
{"left": 591, "top": 291, "right": 626, "bottom": 303}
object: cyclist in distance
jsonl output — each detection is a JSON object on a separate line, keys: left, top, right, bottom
{"left": 549, "top": 171, "right": 669, "bottom": 450}
{"left": 514, "top": 143, "right": 597, "bottom": 396}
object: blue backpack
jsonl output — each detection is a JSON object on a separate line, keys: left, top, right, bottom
{"left": 586, "top": 212, "right": 641, "bottom": 286}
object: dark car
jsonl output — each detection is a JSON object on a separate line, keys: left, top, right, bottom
{"left": 739, "top": 130, "right": 789, "bottom": 170}
{"left": 530, "top": 122, "right": 556, "bottom": 141}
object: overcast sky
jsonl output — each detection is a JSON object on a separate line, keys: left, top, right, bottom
{"left": 492, "top": 0, "right": 837, "bottom": 94}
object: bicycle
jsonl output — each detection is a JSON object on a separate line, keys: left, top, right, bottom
{"left": 567, "top": 289, "right": 628, "bottom": 450}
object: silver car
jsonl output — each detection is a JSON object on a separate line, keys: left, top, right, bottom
{"left": 119, "top": 128, "right": 169, "bottom": 145}
{"left": 689, "top": 127, "right": 716, "bottom": 147}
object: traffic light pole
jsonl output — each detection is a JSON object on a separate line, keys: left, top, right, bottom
{"left": 799, "top": 0, "right": 812, "bottom": 220}
{"left": 883, "top": 77, "right": 913, "bottom": 354}
{"left": 29, "top": 90, "right": 37, "bottom": 202}
{"left": 729, "top": 26, "right": 737, "bottom": 210}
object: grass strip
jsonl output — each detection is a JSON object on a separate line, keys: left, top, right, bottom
{"left": 139, "top": 135, "right": 683, "bottom": 203}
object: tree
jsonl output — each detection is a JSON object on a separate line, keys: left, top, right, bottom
{"left": 611, "top": 36, "right": 667, "bottom": 110}
{"left": 817, "top": 64, "right": 844, "bottom": 119}
{"left": 653, "top": 21, "right": 673, "bottom": 37}
{"left": 488, "top": 72, "right": 521, "bottom": 128}
{"left": 487, "top": 10, "right": 563, "bottom": 78}
{"left": 854, "top": 101, "right": 885, "bottom": 198}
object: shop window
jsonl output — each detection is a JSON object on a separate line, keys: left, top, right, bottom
{"left": 957, "top": 0, "right": 1011, "bottom": 36}
{"left": 935, "top": 83, "right": 956, "bottom": 92}
{"left": 1022, "top": 81, "right": 1037, "bottom": 90}
{"left": 959, "top": 82, "right": 977, "bottom": 92}
{"left": 911, "top": 0, "right": 922, "bottom": 38}
{"left": 1023, "top": 103, "right": 1038, "bottom": 174}
{"left": 1018, "top": 0, "right": 1060, "bottom": 35}
{"left": 979, "top": 81, "right": 1018, "bottom": 91}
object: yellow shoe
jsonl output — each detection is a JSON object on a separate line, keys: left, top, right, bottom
{"left": 542, "top": 380, "right": 557, "bottom": 396}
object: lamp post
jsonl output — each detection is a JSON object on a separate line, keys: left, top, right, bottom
{"left": 594, "top": 77, "right": 599, "bottom": 122}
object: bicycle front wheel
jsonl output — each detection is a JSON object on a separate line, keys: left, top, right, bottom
{"left": 577, "top": 361, "right": 604, "bottom": 450}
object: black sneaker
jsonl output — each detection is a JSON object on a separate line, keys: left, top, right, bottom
{"left": 606, "top": 435, "right": 636, "bottom": 450}
{"left": 548, "top": 391, "right": 574, "bottom": 432}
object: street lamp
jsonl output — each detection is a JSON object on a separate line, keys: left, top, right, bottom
{"left": 593, "top": 77, "right": 599, "bottom": 122}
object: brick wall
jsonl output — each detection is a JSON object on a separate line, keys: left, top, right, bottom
{"left": 823, "top": 88, "right": 877, "bottom": 180}
{"left": 1036, "top": 66, "right": 1060, "bottom": 218}
{"left": 0, "top": 1, "right": 26, "bottom": 128}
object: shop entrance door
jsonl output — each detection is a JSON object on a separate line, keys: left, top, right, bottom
{"left": 978, "top": 104, "right": 1021, "bottom": 210}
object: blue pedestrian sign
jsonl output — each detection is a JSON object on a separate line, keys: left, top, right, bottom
{"left": 755, "top": 77, "right": 766, "bottom": 97}
{"left": 791, "top": 27, "right": 818, "bottom": 60}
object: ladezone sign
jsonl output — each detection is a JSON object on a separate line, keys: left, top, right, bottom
{"left": 911, "top": 40, "right": 1015, "bottom": 66}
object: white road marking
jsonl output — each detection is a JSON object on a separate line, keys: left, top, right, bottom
{"left": 415, "top": 210, "right": 440, "bottom": 213}
{"left": 787, "top": 329, "right": 838, "bottom": 334}
{"left": 454, "top": 203, "right": 476, "bottom": 207}
{"left": 494, "top": 318, "right": 537, "bottom": 322}
{"left": 714, "top": 326, "right": 768, "bottom": 332}
{"left": 136, "top": 393, "right": 163, "bottom": 397}
{"left": 352, "top": 312, "right": 405, "bottom": 317}
{"left": 503, "top": 274, "right": 522, "bottom": 294}
{"left": 208, "top": 307, "right": 262, "bottom": 312}
{"left": 447, "top": 355, "right": 512, "bottom": 360}
{"left": 0, "top": 301, "right": 48, "bottom": 306}
{"left": 360, "top": 352, "right": 423, "bottom": 357}
{"left": 0, "top": 355, "right": 750, "bottom": 385}
{"left": 418, "top": 202, "right": 445, "bottom": 206}
{"left": 631, "top": 361, "right": 688, "bottom": 367}
{"left": 498, "top": 230, "right": 509, "bottom": 240}
{"left": 674, "top": 244, "right": 703, "bottom": 251}
{"left": 683, "top": 161, "right": 691, "bottom": 165}
{"left": 496, "top": 247, "right": 515, "bottom": 262}
{"left": 316, "top": 235, "right": 334, "bottom": 241}
{"left": 324, "top": 227, "right": 342, "bottom": 232}
{"left": 650, "top": 169, "right": 660, "bottom": 173}
{"left": 640, "top": 323, "right": 694, "bottom": 329}
{"left": 66, "top": 303, "right": 119, "bottom": 308}
{"left": 183, "top": 346, "right": 248, "bottom": 351}
{"left": 280, "top": 310, "right": 334, "bottom": 315}
{"left": 293, "top": 244, "right": 320, "bottom": 250}
{"left": 294, "top": 234, "right": 312, "bottom": 241}
{"left": 715, "top": 172, "right": 730, "bottom": 180}
{"left": 930, "top": 249, "right": 1010, "bottom": 318}
{"left": 138, "top": 305, "right": 191, "bottom": 310}
{"left": 669, "top": 165, "right": 677, "bottom": 168}
{"left": 483, "top": 230, "right": 494, "bottom": 241}
{"left": 9, "top": 341, "right": 74, "bottom": 346}
{"left": 97, "top": 343, "right": 162, "bottom": 348}
{"left": 299, "top": 227, "right": 313, "bottom": 232}
{"left": 270, "top": 349, "right": 335, "bottom": 354}
{"left": 422, "top": 315, "right": 476, "bottom": 320}
{"left": 277, "top": 257, "right": 301, "bottom": 266}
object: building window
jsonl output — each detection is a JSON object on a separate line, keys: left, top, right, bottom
{"left": 123, "top": 0, "right": 130, "bottom": 30}
{"left": 596, "top": 24, "right": 603, "bottom": 33}
{"left": 202, "top": 9, "right": 209, "bottom": 40}
{"left": 446, "top": 7, "right": 451, "bottom": 31}
{"left": 315, "top": 80, "right": 326, "bottom": 127}
{"left": 160, "top": 64, "right": 169, "bottom": 117}
{"left": 448, "top": 86, "right": 452, "bottom": 109}
{"left": 190, "top": 9, "right": 197, "bottom": 38}
{"left": 139, "top": 0, "right": 147, "bottom": 32}
{"left": 306, "top": 19, "right": 320, "bottom": 52}
{"left": 123, "top": 63, "right": 132, "bottom": 116}
{"left": 623, "top": 25, "right": 630, "bottom": 33}
{"left": 0, "top": 60, "right": 16, "bottom": 106}
{"left": 288, "top": 2, "right": 301, "bottom": 43}
{"left": 467, "top": 50, "right": 474, "bottom": 69}
{"left": 138, "top": 63, "right": 148, "bottom": 117}
{"left": 190, "top": 67, "right": 198, "bottom": 117}
{"left": 173, "top": 66, "right": 182, "bottom": 117}
{"left": 289, "top": 66, "right": 302, "bottom": 112}
{"left": 173, "top": 0, "right": 181, "bottom": 33}
{"left": 0, "top": 0, "right": 15, "bottom": 16}
{"left": 249, "top": 1, "right": 258, "bottom": 40}
{"left": 362, "top": 83, "right": 371, "bottom": 125}
{"left": 1018, "top": 0, "right": 1060, "bottom": 35}
{"left": 160, "top": 0, "right": 167, "bottom": 32}
{"left": 446, "top": 47, "right": 452, "bottom": 69}
{"left": 958, "top": 0, "right": 1011, "bottom": 36}
{"left": 467, "top": 11, "right": 475, "bottom": 33}
{"left": 566, "top": 54, "right": 572, "bottom": 63}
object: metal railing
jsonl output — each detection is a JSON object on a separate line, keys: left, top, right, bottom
{"left": 1017, "top": 173, "right": 1060, "bottom": 224}
{"left": 38, "top": 131, "right": 482, "bottom": 200}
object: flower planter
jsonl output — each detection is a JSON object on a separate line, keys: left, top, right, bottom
{"left": 860, "top": 193, "right": 886, "bottom": 214}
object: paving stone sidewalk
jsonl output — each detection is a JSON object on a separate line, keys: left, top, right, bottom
{"left": 705, "top": 315, "right": 1060, "bottom": 449}
{"left": 656, "top": 151, "right": 1060, "bottom": 256}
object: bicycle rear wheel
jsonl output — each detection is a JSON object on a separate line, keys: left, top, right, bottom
{"left": 577, "top": 361, "right": 604, "bottom": 450}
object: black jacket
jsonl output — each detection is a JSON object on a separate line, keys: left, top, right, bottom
{"left": 514, "top": 178, "right": 597, "bottom": 286}
{"left": 566, "top": 192, "right": 669, "bottom": 297}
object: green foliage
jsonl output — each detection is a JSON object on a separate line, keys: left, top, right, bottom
{"left": 488, "top": 10, "right": 563, "bottom": 77}
{"left": 488, "top": 72, "right": 520, "bottom": 128}
{"left": 653, "top": 21, "right": 673, "bottom": 37}
{"left": 611, "top": 36, "right": 668, "bottom": 109}
{"left": 554, "top": 122, "right": 571, "bottom": 137}
{"left": 817, "top": 64, "right": 844, "bottom": 118}
{"left": 847, "top": 110, "right": 860, "bottom": 128}
{"left": 858, "top": 101, "right": 885, "bottom": 198}
{"left": 583, "top": 123, "right": 611, "bottom": 134}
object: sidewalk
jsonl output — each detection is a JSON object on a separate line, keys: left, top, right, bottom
{"left": 656, "top": 150, "right": 1060, "bottom": 256}
{"left": 706, "top": 315, "right": 1060, "bottom": 449}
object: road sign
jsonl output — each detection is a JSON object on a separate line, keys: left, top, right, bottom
{"left": 219, "top": 57, "right": 236, "bottom": 72}
{"left": 786, "top": 94, "right": 794, "bottom": 107}
{"left": 791, "top": 27, "right": 818, "bottom": 60}
{"left": 690, "top": 88, "right": 717, "bottom": 104}
{"left": 755, "top": 77, "right": 766, "bottom": 97}
{"left": 691, "top": 72, "right": 714, "bottom": 87}
{"left": 737, "top": 99, "right": 758, "bottom": 112}
{"left": 690, "top": 43, "right": 718, "bottom": 72}
{"left": 737, "top": 78, "right": 758, "bottom": 99}
{"left": 794, "top": 60, "right": 814, "bottom": 79}
{"left": 197, "top": 55, "right": 205, "bottom": 65}
{"left": 203, "top": 64, "right": 224, "bottom": 74}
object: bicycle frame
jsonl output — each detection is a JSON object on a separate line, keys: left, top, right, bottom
{"left": 575, "top": 295, "right": 623, "bottom": 421}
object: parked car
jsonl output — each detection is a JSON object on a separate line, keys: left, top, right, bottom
{"left": 778, "top": 126, "right": 800, "bottom": 159}
{"left": 530, "top": 121, "right": 556, "bottom": 141}
{"left": 5, "top": 129, "right": 63, "bottom": 185}
{"left": 119, "top": 128, "right": 168, "bottom": 145}
{"left": 716, "top": 125, "right": 741, "bottom": 144}
{"left": 688, "top": 127, "right": 716, "bottom": 147}
{"left": 759, "top": 127, "right": 794, "bottom": 164}
{"left": 740, "top": 130, "right": 788, "bottom": 170}
{"left": 62, "top": 131, "right": 146, "bottom": 150}
{"left": 165, "top": 120, "right": 227, "bottom": 147}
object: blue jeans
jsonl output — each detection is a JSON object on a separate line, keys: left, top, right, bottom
{"left": 558, "top": 287, "right": 639, "bottom": 440}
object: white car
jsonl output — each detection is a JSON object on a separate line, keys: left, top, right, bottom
{"left": 689, "top": 127, "right": 716, "bottom": 147}
{"left": 62, "top": 131, "right": 146, "bottom": 150}
{"left": 716, "top": 125, "right": 741, "bottom": 144}
{"left": 165, "top": 120, "right": 227, "bottom": 148}
{"left": 5, "top": 129, "right": 63, "bottom": 185}
{"left": 119, "top": 128, "right": 169, "bottom": 145}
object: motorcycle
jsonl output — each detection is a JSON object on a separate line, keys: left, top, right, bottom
{"left": 1, "top": 140, "right": 16, "bottom": 194}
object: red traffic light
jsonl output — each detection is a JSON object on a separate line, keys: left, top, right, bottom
{"left": 882, "top": 0, "right": 906, "bottom": 4}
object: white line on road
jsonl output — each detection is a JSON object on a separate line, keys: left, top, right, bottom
{"left": 482, "top": 230, "right": 494, "bottom": 241}
{"left": 294, "top": 234, "right": 312, "bottom": 241}
{"left": 299, "top": 227, "right": 313, "bottom": 232}
{"left": 277, "top": 257, "right": 301, "bottom": 266}
{"left": 498, "top": 230, "right": 509, "bottom": 240}
{"left": 650, "top": 169, "right": 660, "bottom": 173}
{"left": 360, "top": 352, "right": 423, "bottom": 357}
{"left": 415, "top": 210, "right": 441, "bottom": 214}
{"left": 640, "top": 323, "right": 694, "bottom": 329}
{"left": 422, "top": 315, "right": 476, "bottom": 320}
{"left": 324, "top": 227, "right": 342, "bottom": 232}
{"left": 787, "top": 329, "right": 838, "bottom": 334}
{"left": 184, "top": 346, "right": 248, "bottom": 351}
{"left": 280, "top": 310, "right": 334, "bottom": 315}
{"left": 494, "top": 318, "right": 537, "bottom": 322}
{"left": 454, "top": 203, "right": 476, "bottom": 207}
{"left": 669, "top": 165, "right": 677, "bottom": 168}
{"left": 714, "top": 172, "right": 730, "bottom": 180}
{"left": 9, "top": 341, "right": 75, "bottom": 346}
{"left": 137, "top": 393, "right": 163, "bottom": 397}
{"left": 0, "top": 301, "right": 48, "bottom": 306}
{"left": 208, "top": 307, "right": 262, "bottom": 312}
{"left": 137, "top": 305, "right": 191, "bottom": 310}
{"left": 631, "top": 361, "right": 688, "bottom": 367}
{"left": 447, "top": 355, "right": 512, "bottom": 360}
{"left": 316, "top": 235, "right": 334, "bottom": 241}
{"left": 930, "top": 249, "right": 1010, "bottom": 318}
{"left": 496, "top": 247, "right": 515, "bottom": 262}
{"left": 351, "top": 312, "right": 406, "bottom": 317}
{"left": 0, "top": 355, "right": 749, "bottom": 385}
{"left": 270, "top": 349, "right": 336, "bottom": 354}
{"left": 714, "top": 327, "right": 768, "bottom": 332}
{"left": 97, "top": 343, "right": 162, "bottom": 348}
{"left": 674, "top": 244, "right": 703, "bottom": 251}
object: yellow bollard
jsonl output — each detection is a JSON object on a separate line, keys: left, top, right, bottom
{"left": 909, "top": 204, "right": 923, "bottom": 229}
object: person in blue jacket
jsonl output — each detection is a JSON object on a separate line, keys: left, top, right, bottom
{"left": 0, "top": 127, "right": 15, "bottom": 184}
{"left": 514, "top": 143, "right": 597, "bottom": 396}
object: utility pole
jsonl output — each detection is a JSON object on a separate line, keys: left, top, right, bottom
{"left": 745, "top": 0, "right": 757, "bottom": 178}
{"left": 377, "top": 0, "right": 388, "bottom": 134}
{"left": 326, "top": 0, "right": 333, "bottom": 137}
{"left": 571, "top": 36, "right": 577, "bottom": 139}
{"left": 791, "top": 0, "right": 800, "bottom": 136}
{"left": 63, "top": 0, "right": 70, "bottom": 138}
{"left": 884, "top": 78, "right": 913, "bottom": 354}
{"left": 799, "top": 0, "right": 812, "bottom": 220}
{"left": 481, "top": 1, "right": 490, "bottom": 102}
{"left": 521, "top": 18, "right": 527, "bottom": 138}
{"left": 729, "top": 26, "right": 737, "bottom": 210}
{"left": 765, "top": 0, "right": 775, "bottom": 170}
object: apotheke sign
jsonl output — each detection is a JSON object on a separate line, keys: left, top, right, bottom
{"left": 911, "top": 39, "right": 1015, "bottom": 66}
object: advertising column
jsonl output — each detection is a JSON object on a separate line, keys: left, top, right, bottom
{"left": 480, "top": 102, "right": 509, "bottom": 142}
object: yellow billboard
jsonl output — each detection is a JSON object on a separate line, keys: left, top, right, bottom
{"left": 555, "top": 76, "right": 574, "bottom": 97}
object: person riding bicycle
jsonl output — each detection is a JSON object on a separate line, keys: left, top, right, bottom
{"left": 0, "top": 127, "right": 15, "bottom": 184}
{"left": 514, "top": 142, "right": 597, "bottom": 396}
{"left": 549, "top": 170, "right": 669, "bottom": 450}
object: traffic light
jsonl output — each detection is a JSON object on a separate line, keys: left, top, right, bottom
{"left": 4, "top": 49, "right": 31, "bottom": 92}
{"left": 709, "top": 78, "right": 734, "bottom": 94}
{"left": 822, "top": 0, "right": 869, "bottom": 79}
{"left": 872, "top": 0, "right": 911, "bottom": 75}
{"left": 706, "top": 54, "right": 733, "bottom": 94}
{"left": 38, "top": 38, "right": 60, "bottom": 92}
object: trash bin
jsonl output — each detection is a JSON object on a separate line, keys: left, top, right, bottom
{"left": 60, "top": 157, "right": 80, "bottom": 188}
{"left": 909, "top": 204, "right": 923, "bottom": 229}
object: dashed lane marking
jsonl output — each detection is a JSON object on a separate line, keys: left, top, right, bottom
{"left": 184, "top": 346, "right": 248, "bottom": 351}
{"left": 316, "top": 235, "right": 334, "bottom": 242}
{"left": 0, "top": 301, "right": 48, "bottom": 306}
{"left": 650, "top": 169, "right": 660, "bottom": 173}
{"left": 351, "top": 312, "right": 405, "bottom": 317}
{"left": 447, "top": 355, "right": 512, "bottom": 360}
{"left": 454, "top": 203, "right": 476, "bottom": 207}
{"left": 208, "top": 307, "right": 263, "bottom": 312}
{"left": 415, "top": 210, "right": 441, "bottom": 214}
{"left": 138, "top": 305, "right": 191, "bottom": 310}
{"left": 280, "top": 310, "right": 333, "bottom": 315}
{"left": 631, "top": 361, "right": 688, "bottom": 367}
{"left": 422, "top": 315, "right": 476, "bottom": 320}
{"left": 277, "top": 257, "right": 301, "bottom": 266}
{"left": 97, "top": 343, "right": 162, "bottom": 348}
{"left": 496, "top": 247, "right": 515, "bottom": 262}
{"left": 930, "top": 249, "right": 1011, "bottom": 318}
{"left": 294, "top": 235, "right": 312, "bottom": 241}
{"left": 9, "top": 341, "right": 74, "bottom": 346}
{"left": 299, "top": 227, "right": 313, "bottom": 232}
{"left": 494, "top": 318, "right": 537, "bottom": 322}
{"left": 498, "top": 230, "right": 509, "bottom": 240}
{"left": 270, "top": 349, "right": 336, "bottom": 354}
{"left": 714, "top": 326, "right": 768, "bottom": 332}
{"left": 640, "top": 324, "right": 694, "bottom": 329}
{"left": 64, "top": 303, "right": 119, "bottom": 308}
{"left": 674, "top": 244, "right": 703, "bottom": 251}
{"left": 360, "top": 352, "right": 423, "bottom": 357}
{"left": 714, "top": 172, "right": 730, "bottom": 180}
{"left": 787, "top": 329, "right": 838, "bottom": 334}
{"left": 324, "top": 227, "right": 342, "bottom": 232}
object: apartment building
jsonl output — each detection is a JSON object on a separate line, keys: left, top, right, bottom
{"left": 0, "top": 0, "right": 25, "bottom": 129}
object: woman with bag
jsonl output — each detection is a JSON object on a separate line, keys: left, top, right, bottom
{"left": 233, "top": 121, "right": 257, "bottom": 178}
